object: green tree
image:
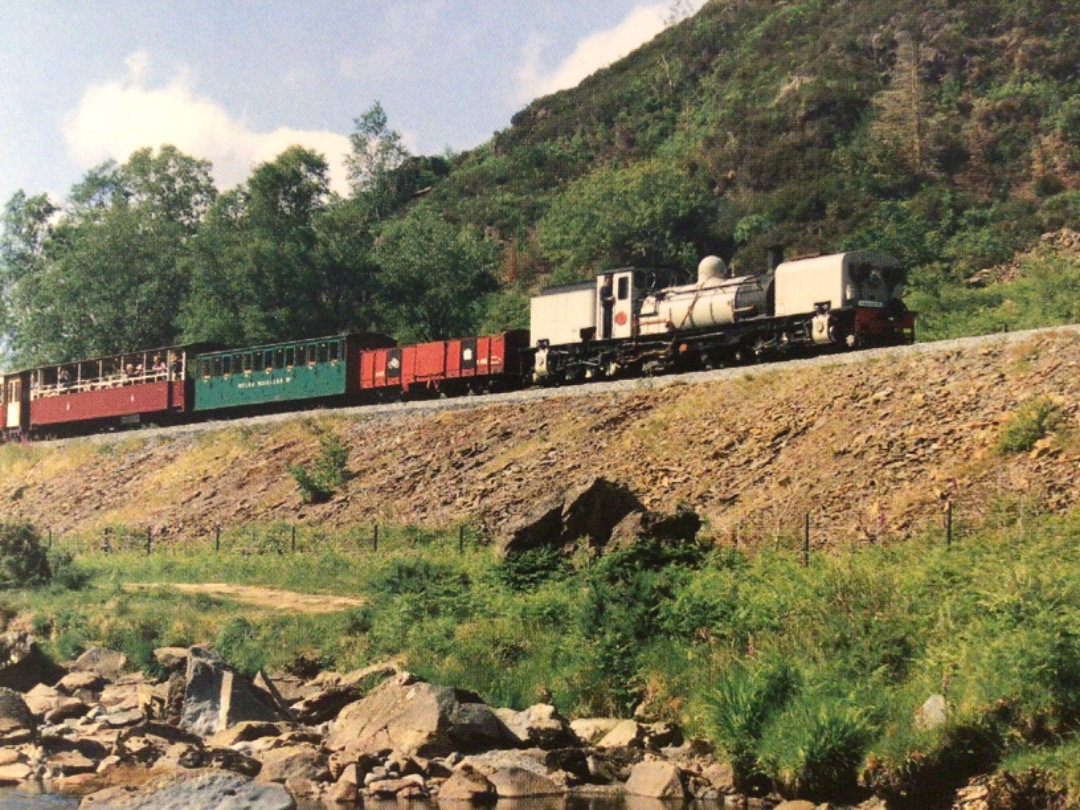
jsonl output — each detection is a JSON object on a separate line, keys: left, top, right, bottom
{"left": 180, "top": 146, "right": 334, "bottom": 345}
{"left": 0, "top": 147, "right": 215, "bottom": 366}
{"left": 374, "top": 207, "right": 498, "bottom": 342}
{"left": 536, "top": 160, "right": 721, "bottom": 277}
{"left": 346, "top": 102, "right": 409, "bottom": 216}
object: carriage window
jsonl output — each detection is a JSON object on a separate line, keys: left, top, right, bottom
{"left": 329, "top": 341, "right": 340, "bottom": 362}
{"left": 199, "top": 359, "right": 211, "bottom": 378}
{"left": 617, "top": 276, "right": 629, "bottom": 300}
{"left": 285, "top": 348, "right": 295, "bottom": 367}
{"left": 222, "top": 356, "right": 231, "bottom": 376}
{"left": 211, "top": 357, "right": 222, "bottom": 377}
{"left": 306, "top": 345, "right": 317, "bottom": 364}
{"left": 274, "top": 349, "right": 284, "bottom": 369}
{"left": 319, "top": 343, "right": 329, "bottom": 363}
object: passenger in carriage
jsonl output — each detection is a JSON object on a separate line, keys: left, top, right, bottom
{"left": 152, "top": 356, "right": 167, "bottom": 375}
{"left": 58, "top": 368, "right": 71, "bottom": 388}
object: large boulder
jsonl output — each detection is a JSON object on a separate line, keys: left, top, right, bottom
{"left": 326, "top": 672, "right": 516, "bottom": 758}
{"left": 625, "top": 760, "right": 686, "bottom": 799}
{"left": 495, "top": 477, "right": 701, "bottom": 555}
{"left": 487, "top": 767, "right": 564, "bottom": 798}
{"left": 437, "top": 766, "right": 497, "bottom": 803}
{"left": 495, "top": 477, "right": 640, "bottom": 555}
{"left": 0, "top": 630, "right": 64, "bottom": 691}
{"left": 72, "top": 647, "right": 127, "bottom": 681}
{"left": 0, "top": 685, "right": 36, "bottom": 745}
{"left": 255, "top": 744, "right": 329, "bottom": 784}
{"left": 494, "top": 704, "right": 576, "bottom": 749}
{"left": 180, "top": 650, "right": 288, "bottom": 737}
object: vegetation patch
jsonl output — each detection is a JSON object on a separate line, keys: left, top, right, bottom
{"left": 996, "top": 395, "right": 1065, "bottom": 454}
{"left": 3, "top": 508, "right": 1080, "bottom": 803}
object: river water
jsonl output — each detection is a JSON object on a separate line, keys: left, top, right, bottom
{"left": 0, "top": 790, "right": 75, "bottom": 810}
{"left": 0, "top": 789, "right": 715, "bottom": 810}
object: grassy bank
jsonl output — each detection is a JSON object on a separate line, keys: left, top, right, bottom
{"left": 3, "top": 510, "right": 1080, "bottom": 805}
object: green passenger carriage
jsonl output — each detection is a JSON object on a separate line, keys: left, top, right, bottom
{"left": 193, "top": 334, "right": 393, "bottom": 412}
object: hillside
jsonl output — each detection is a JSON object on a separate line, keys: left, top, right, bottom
{"left": 3, "top": 0, "right": 1079, "bottom": 367}
{"left": 1, "top": 328, "right": 1077, "bottom": 548}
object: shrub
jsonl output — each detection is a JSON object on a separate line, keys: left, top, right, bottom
{"left": 495, "top": 546, "right": 568, "bottom": 591}
{"left": 707, "top": 660, "right": 799, "bottom": 793}
{"left": 763, "top": 695, "right": 878, "bottom": 801}
{"left": 0, "top": 521, "right": 51, "bottom": 588}
{"left": 996, "top": 396, "right": 1064, "bottom": 454}
{"left": 288, "top": 431, "right": 351, "bottom": 503}
{"left": 47, "top": 550, "right": 90, "bottom": 591}
{"left": 288, "top": 464, "right": 333, "bottom": 504}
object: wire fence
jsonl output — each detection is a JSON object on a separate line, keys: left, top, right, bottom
{"left": 36, "top": 491, "right": 1072, "bottom": 567}
{"left": 44, "top": 520, "right": 488, "bottom": 559}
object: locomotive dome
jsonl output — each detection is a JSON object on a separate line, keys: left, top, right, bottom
{"left": 697, "top": 255, "right": 726, "bottom": 283}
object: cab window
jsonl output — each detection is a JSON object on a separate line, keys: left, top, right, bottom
{"left": 617, "top": 276, "right": 630, "bottom": 300}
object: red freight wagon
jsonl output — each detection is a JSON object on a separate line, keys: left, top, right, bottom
{"left": 359, "top": 346, "right": 403, "bottom": 394}
{"left": 26, "top": 346, "right": 200, "bottom": 436}
{"left": 359, "top": 330, "right": 529, "bottom": 399}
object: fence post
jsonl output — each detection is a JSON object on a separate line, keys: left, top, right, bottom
{"left": 458, "top": 525, "right": 465, "bottom": 554}
{"left": 215, "top": 526, "right": 221, "bottom": 552}
{"left": 372, "top": 523, "right": 379, "bottom": 552}
{"left": 48, "top": 529, "right": 52, "bottom": 549}
{"left": 292, "top": 525, "right": 297, "bottom": 553}
{"left": 145, "top": 527, "right": 152, "bottom": 555}
{"left": 802, "top": 513, "right": 810, "bottom": 567}
{"left": 946, "top": 501, "right": 953, "bottom": 548}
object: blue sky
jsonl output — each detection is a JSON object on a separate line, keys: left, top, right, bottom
{"left": 0, "top": 1, "right": 705, "bottom": 203}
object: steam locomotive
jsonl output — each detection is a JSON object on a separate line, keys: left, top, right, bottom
{"left": 0, "top": 249, "right": 913, "bottom": 439}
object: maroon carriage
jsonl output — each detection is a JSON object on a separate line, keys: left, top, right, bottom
{"left": 26, "top": 346, "right": 201, "bottom": 437}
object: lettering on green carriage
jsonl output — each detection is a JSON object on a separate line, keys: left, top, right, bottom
{"left": 236, "top": 376, "right": 293, "bottom": 389}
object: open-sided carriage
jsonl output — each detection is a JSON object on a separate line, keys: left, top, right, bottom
{"left": 1, "top": 346, "right": 205, "bottom": 439}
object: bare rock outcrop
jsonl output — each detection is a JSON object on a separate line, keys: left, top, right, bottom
{"left": 496, "top": 476, "right": 701, "bottom": 555}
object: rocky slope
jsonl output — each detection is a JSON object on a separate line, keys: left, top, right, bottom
{"left": 1, "top": 328, "right": 1079, "bottom": 549}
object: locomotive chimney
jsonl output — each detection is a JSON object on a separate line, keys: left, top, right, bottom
{"left": 767, "top": 244, "right": 785, "bottom": 272}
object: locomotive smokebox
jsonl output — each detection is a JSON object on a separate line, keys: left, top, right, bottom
{"left": 767, "top": 244, "right": 785, "bottom": 272}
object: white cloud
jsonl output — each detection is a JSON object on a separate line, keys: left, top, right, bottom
{"left": 63, "top": 51, "right": 352, "bottom": 196}
{"left": 515, "top": 2, "right": 707, "bottom": 102}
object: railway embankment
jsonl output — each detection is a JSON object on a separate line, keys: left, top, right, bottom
{"left": 1, "top": 326, "right": 1077, "bottom": 549}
